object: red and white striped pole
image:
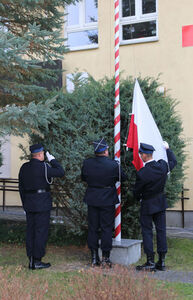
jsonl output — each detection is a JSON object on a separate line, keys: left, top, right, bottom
{"left": 114, "top": 0, "right": 121, "bottom": 242}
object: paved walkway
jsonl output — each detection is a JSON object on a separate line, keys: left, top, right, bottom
{"left": 0, "top": 209, "right": 58, "bottom": 222}
{"left": 1, "top": 209, "right": 193, "bottom": 236}
{"left": 166, "top": 226, "right": 193, "bottom": 239}
{"left": 146, "top": 269, "right": 193, "bottom": 284}
{"left": 0, "top": 209, "right": 26, "bottom": 221}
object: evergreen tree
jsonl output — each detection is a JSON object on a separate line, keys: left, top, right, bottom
{"left": 26, "top": 74, "right": 186, "bottom": 238}
{"left": 0, "top": 143, "right": 2, "bottom": 169}
{"left": 0, "top": 0, "right": 76, "bottom": 138}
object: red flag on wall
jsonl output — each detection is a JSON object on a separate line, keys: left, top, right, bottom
{"left": 182, "top": 25, "right": 193, "bottom": 47}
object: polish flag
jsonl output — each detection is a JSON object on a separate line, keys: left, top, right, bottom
{"left": 126, "top": 79, "right": 167, "bottom": 170}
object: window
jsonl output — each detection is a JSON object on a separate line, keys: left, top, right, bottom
{"left": 120, "top": 0, "right": 158, "bottom": 44}
{"left": 66, "top": 0, "right": 98, "bottom": 51}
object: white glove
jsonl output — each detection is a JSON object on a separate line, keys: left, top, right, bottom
{"left": 163, "top": 141, "right": 169, "bottom": 149}
{"left": 46, "top": 151, "right": 55, "bottom": 162}
{"left": 114, "top": 156, "right": 120, "bottom": 164}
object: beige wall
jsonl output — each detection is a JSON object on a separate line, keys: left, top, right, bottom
{"left": 63, "top": 0, "right": 193, "bottom": 210}
{"left": 0, "top": 136, "right": 27, "bottom": 207}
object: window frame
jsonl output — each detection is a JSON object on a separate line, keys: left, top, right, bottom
{"left": 120, "top": 0, "right": 158, "bottom": 45}
{"left": 65, "top": 0, "right": 98, "bottom": 51}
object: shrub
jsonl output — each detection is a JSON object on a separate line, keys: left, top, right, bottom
{"left": 0, "top": 220, "right": 87, "bottom": 246}
{"left": 26, "top": 75, "right": 185, "bottom": 238}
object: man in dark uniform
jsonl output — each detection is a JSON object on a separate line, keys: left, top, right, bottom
{"left": 81, "top": 138, "right": 127, "bottom": 267}
{"left": 133, "top": 141, "right": 177, "bottom": 271}
{"left": 19, "top": 144, "right": 64, "bottom": 270}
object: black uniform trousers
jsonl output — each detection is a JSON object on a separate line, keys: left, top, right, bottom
{"left": 87, "top": 205, "right": 115, "bottom": 252}
{"left": 26, "top": 211, "right": 50, "bottom": 259}
{"left": 140, "top": 209, "right": 167, "bottom": 255}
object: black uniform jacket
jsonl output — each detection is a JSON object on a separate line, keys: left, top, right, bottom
{"left": 81, "top": 156, "right": 127, "bottom": 207}
{"left": 19, "top": 158, "right": 64, "bottom": 212}
{"left": 133, "top": 149, "right": 177, "bottom": 215}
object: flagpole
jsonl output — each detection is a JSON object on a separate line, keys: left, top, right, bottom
{"left": 114, "top": 0, "right": 121, "bottom": 242}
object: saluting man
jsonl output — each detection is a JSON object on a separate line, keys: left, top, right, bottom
{"left": 19, "top": 144, "right": 64, "bottom": 270}
{"left": 134, "top": 141, "right": 177, "bottom": 272}
{"left": 81, "top": 138, "right": 127, "bottom": 268}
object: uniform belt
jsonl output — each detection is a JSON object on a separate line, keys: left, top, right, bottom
{"left": 88, "top": 185, "right": 114, "bottom": 189}
{"left": 26, "top": 189, "right": 50, "bottom": 194}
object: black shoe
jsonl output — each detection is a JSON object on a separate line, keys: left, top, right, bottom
{"left": 32, "top": 261, "right": 51, "bottom": 270}
{"left": 28, "top": 256, "right": 34, "bottom": 270}
{"left": 136, "top": 254, "right": 156, "bottom": 272}
{"left": 155, "top": 253, "right": 166, "bottom": 271}
{"left": 91, "top": 249, "right": 101, "bottom": 267}
{"left": 101, "top": 257, "right": 112, "bottom": 268}
{"left": 101, "top": 251, "right": 112, "bottom": 268}
{"left": 136, "top": 261, "right": 156, "bottom": 272}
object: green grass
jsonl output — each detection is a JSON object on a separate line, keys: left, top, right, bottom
{"left": 136, "top": 237, "right": 193, "bottom": 271}
{"left": 164, "top": 282, "right": 193, "bottom": 300}
{"left": 0, "top": 242, "right": 89, "bottom": 267}
{"left": 167, "top": 238, "right": 193, "bottom": 270}
{"left": 0, "top": 243, "right": 88, "bottom": 299}
{"left": 135, "top": 237, "right": 193, "bottom": 299}
{"left": 0, "top": 238, "right": 193, "bottom": 299}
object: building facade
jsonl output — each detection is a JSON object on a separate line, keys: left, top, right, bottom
{"left": 1, "top": 0, "right": 193, "bottom": 226}
{"left": 63, "top": 0, "right": 193, "bottom": 226}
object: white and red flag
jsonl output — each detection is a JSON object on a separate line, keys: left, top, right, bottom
{"left": 126, "top": 79, "right": 167, "bottom": 170}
